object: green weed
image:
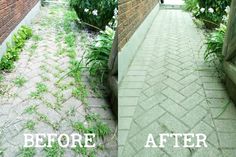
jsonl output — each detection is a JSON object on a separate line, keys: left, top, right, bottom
{"left": 13, "top": 76, "right": 27, "bottom": 87}
{"left": 18, "top": 147, "right": 36, "bottom": 157}
{"left": 65, "top": 32, "right": 76, "bottom": 47}
{"left": 32, "top": 34, "right": 42, "bottom": 41}
{"left": 24, "top": 120, "right": 36, "bottom": 131}
{"left": 44, "top": 142, "right": 64, "bottom": 157}
{"left": 30, "top": 83, "right": 48, "bottom": 99}
{"left": 72, "top": 144, "right": 87, "bottom": 156}
{"left": 72, "top": 122, "right": 87, "bottom": 133}
{"left": 23, "top": 105, "right": 38, "bottom": 115}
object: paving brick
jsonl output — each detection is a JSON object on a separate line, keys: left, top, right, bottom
{"left": 162, "top": 87, "right": 185, "bottom": 103}
{"left": 181, "top": 106, "right": 207, "bottom": 128}
{"left": 163, "top": 78, "right": 184, "bottom": 91}
{"left": 160, "top": 99, "right": 187, "bottom": 118}
{"left": 137, "top": 98, "right": 166, "bottom": 124}
{"left": 159, "top": 113, "right": 189, "bottom": 133}
{"left": 218, "top": 133, "right": 236, "bottom": 148}
{"left": 180, "top": 82, "right": 201, "bottom": 97}
{"left": 181, "top": 93, "right": 205, "bottom": 110}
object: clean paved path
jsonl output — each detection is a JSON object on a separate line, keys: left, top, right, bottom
{"left": 119, "top": 8, "right": 236, "bottom": 157}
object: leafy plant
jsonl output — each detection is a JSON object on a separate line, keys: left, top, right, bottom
{"left": 69, "top": 0, "right": 117, "bottom": 30}
{"left": 0, "top": 25, "right": 32, "bottom": 70}
{"left": 86, "top": 26, "right": 115, "bottom": 83}
{"left": 204, "top": 24, "right": 226, "bottom": 63}
{"left": 18, "top": 147, "right": 36, "bottom": 157}
{"left": 204, "top": 23, "right": 227, "bottom": 79}
{"left": 13, "top": 76, "right": 27, "bottom": 87}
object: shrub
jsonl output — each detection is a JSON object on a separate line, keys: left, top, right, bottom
{"left": 0, "top": 25, "right": 32, "bottom": 71}
{"left": 192, "top": 0, "right": 231, "bottom": 28}
{"left": 69, "top": 0, "right": 117, "bottom": 30}
{"left": 85, "top": 26, "right": 115, "bottom": 83}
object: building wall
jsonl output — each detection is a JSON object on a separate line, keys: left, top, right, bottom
{"left": 118, "top": 0, "right": 159, "bottom": 50}
{"left": 0, "top": 0, "right": 39, "bottom": 44}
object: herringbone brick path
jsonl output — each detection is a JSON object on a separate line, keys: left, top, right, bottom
{"left": 119, "top": 9, "right": 236, "bottom": 157}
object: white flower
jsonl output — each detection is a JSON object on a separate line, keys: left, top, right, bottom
{"left": 92, "top": 10, "right": 98, "bottom": 16}
{"left": 222, "top": 15, "right": 228, "bottom": 23}
{"left": 225, "top": 6, "right": 230, "bottom": 14}
{"left": 84, "top": 8, "right": 89, "bottom": 13}
{"left": 114, "top": 8, "right": 118, "bottom": 16}
{"left": 208, "top": 8, "right": 214, "bottom": 13}
{"left": 200, "top": 8, "right": 205, "bottom": 13}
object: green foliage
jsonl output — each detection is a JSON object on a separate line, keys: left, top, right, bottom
{"left": 86, "top": 26, "right": 115, "bottom": 83}
{"left": 0, "top": 25, "right": 32, "bottom": 71}
{"left": 44, "top": 142, "right": 64, "bottom": 157}
{"left": 30, "top": 82, "right": 48, "bottom": 99}
{"left": 72, "top": 121, "right": 87, "bottom": 133}
{"left": 24, "top": 120, "right": 36, "bottom": 131}
{"left": 65, "top": 32, "right": 76, "bottom": 47}
{"left": 63, "top": 10, "right": 78, "bottom": 33}
{"left": 183, "top": 0, "right": 198, "bottom": 11}
{"left": 72, "top": 85, "right": 88, "bottom": 103}
{"left": 18, "top": 147, "right": 36, "bottom": 157}
{"left": 72, "top": 144, "right": 87, "bottom": 156}
{"left": 186, "top": 0, "right": 231, "bottom": 28}
{"left": 204, "top": 24, "right": 226, "bottom": 67}
{"left": 85, "top": 113, "right": 100, "bottom": 122}
{"left": 13, "top": 76, "right": 27, "bottom": 87}
{"left": 93, "top": 121, "right": 111, "bottom": 138}
{"left": 69, "top": 0, "right": 117, "bottom": 30}
{"left": 32, "top": 34, "right": 42, "bottom": 41}
{"left": 23, "top": 105, "right": 38, "bottom": 115}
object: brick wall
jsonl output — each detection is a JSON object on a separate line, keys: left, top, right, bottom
{"left": 0, "top": 0, "right": 39, "bottom": 43}
{"left": 118, "top": 0, "right": 159, "bottom": 50}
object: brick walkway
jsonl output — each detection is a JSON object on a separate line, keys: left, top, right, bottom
{"left": 0, "top": 5, "right": 117, "bottom": 156}
{"left": 119, "top": 8, "right": 236, "bottom": 157}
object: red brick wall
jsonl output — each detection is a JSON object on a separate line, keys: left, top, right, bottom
{"left": 118, "top": 0, "right": 159, "bottom": 50}
{"left": 0, "top": 0, "right": 39, "bottom": 43}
